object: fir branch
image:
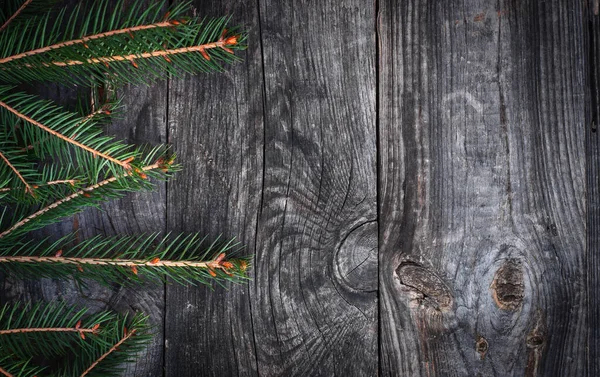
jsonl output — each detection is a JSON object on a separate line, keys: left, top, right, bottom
{"left": 0, "top": 161, "right": 163, "bottom": 239}
{"left": 0, "top": 324, "right": 99, "bottom": 336}
{"left": 0, "top": 20, "right": 179, "bottom": 65}
{"left": 0, "top": 0, "right": 32, "bottom": 33}
{"left": 0, "top": 302, "right": 152, "bottom": 374}
{"left": 80, "top": 328, "right": 136, "bottom": 377}
{"left": 0, "top": 11, "right": 246, "bottom": 87}
{"left": 0, "top": 150, "right": 33, "bottom": 195}
{"left": 0, "top": 233, "right": 250, "bottom": 287}
{"left": 0, "top": 100, "right": 131, "bottom": 170}
{"left": 17, "top": 105, "right": 112, "bottom": 152}
{"left": 0, "top": 252, "right": 236, "bottom": 270}
{"left": 37, "top": 36, "right": 239, "bottom": 68}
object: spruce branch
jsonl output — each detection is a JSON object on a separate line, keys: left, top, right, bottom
{"left": 0, "top": 302, "right": 152, "bottom": 376}
{"left": 37, "top": 35, "right": 240, "bottom": 68}
{"left": 0, "top": 232, "right": 250, "bottom": 287}
{"left": 0, "top": 324, "right": 99, "bottom": 336}
{"left": 0, "top": 0, "right": 246, "bottom": 87}
{"left": 0, "top": 21, "right": 177, "bottom": 65}
{"left": 0, "top": 100, "right": 131, "bottom": 170}
{"left": 0, "top": 0, "right": 32, "bottom": 33}
{"left": 0, "top": 159, "right": 169, "bottom": 239}
{"left": 0, "top": 150, "right": 33, "bottom": 195}
{"left": 79, "top": 328, "right": 136, "bottom": 377}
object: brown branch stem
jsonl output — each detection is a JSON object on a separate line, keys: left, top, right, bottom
{"left": 80, "top": 329, "right": 137, "bottom": 377}
{"left": 0, "top": 150, "right": 32, "bottom": 195}
{"left": 0, "top": 162, "right": 160, "bottom": 239}
{"left": 0, "top": 327, "right": 97, "bottom": 335}
{"left": 0, "top": 366, "right": 13, "bottom": 377}
{"left": 0, "top": 255, "right": 221, "bottom": 268}
{"left": 22, "top": 40, "right": 234, "bottom": 68}
{"left": 0, "top": 101, "right": 129, "bottom": 169}
{"left": 0, "top": 21, "right": 175, "bottom": 64}
{"left": 0, "top": 179, "right": 78, "bottom": 192}
{"left": 0, "top": 0, "right": 33, "bottom": 33}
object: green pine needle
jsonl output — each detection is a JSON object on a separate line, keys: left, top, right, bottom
{"left": 0, "top": 0, "right": 250, "bottom": 372}
{"left": 0, "top": 301, "right": 152, "bottom": 377}
{"left": 0, "top": 0, "right": 247, "bottom": 87}
{"left": 0, "top": 232, "right": 250, "bottom": 287}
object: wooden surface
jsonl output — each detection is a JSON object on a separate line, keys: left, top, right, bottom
{"left": 2, "top": 0, "right": 598, "bottom": 376}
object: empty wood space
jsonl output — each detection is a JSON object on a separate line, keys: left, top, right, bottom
{"left": 2, "top": 0, "right": 598, "bottom": 375}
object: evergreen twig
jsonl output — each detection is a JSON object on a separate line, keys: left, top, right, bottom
{"left": 79, "top": 328, "right": 136, "bottom": 377}
{"left": 0, "top": 0, "right": 32, "bottom": 33}
{"left": 0, "top": 160, "right": 164, "bottom": 239}
{"left": 0, "top": 100, "right": 131, "bottom": 169}
{"left": 0, "top": 0, "right": 250, "bottom": 373}
{"left": 0, "top": 150, "right": 32, "bottom": 195}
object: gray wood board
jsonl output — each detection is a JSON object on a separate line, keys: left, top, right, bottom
{"left": 164, "top": 0, "right": 378, "bottom": 376}
{"left": 378, "top": 0, "right": 587, "bottom": 376}
{"left": 253, "top": 0, "right": 378, "bottom": 375}
{"left": 587, "top": 0, "right": 600, "bottom": 375}
{"left": 164, "top": 0, "right": 263, "bottom": 375}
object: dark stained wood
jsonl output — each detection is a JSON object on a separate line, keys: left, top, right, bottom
{"left": 379, "top": 1, "right": 587, "bottom": 376}
{"left": 252, "top": 0, "right": 378, "bottom": 375}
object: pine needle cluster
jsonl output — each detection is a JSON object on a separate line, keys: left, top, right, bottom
{"left": 0, "top": 302, "right": 152, "bottom": 376}
{"left": 0, "top": 0, "right": 249, "bottom": 375}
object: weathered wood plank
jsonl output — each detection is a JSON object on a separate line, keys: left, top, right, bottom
{"left": 379, "top": 0, "right": 587, "bottom": 376}
{"left": 587, "top": 0, "right": 600, "bottom": 374}
{"left": 0, "top": 82, "right": 168, "bottom": 377}
{"left": 164, "top": 1, "right": 264, "bottom": 375}
{"left": 252, "top": 1, "right": 378, "bottom": 376}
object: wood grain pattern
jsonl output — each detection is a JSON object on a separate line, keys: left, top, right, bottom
{"left": 164, "top": 0, "right": 263, "bottom": 375}
{"left": 587, "top": 0, "right": 600, "bottom": 374}
{"left": 379, "top": 1, "right": 587, "bottom": 376}
{"left": 252, "top": 1, "right": 378, "bottom": 375}
{"left": 2, "top": 0, "right": 597, "bottom": 375}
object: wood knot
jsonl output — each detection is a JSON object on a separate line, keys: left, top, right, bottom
{"left": 476, "top": 335, "right": 488, "bottom": 360}
{"left": 334, "top": 221, "right": 377, "bottom": 292}
{"left": 526, "top": 334, "right": 544, "bottom": 348}
{"left": 396, "top": 262, "right": 453, "bottom": 311}
{"left": 491, "top": 259, "right": 524, "bottom": 311}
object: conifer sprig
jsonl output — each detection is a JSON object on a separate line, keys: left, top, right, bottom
{"left": 0, "top": 0, "right": 246, "bottom": 86}
{"left": 0, "top": 232, "right": 250, "bottom": 287}
{"left": 0, "top": 302, "right": 151, "bottom": 377}
{"left": 0, "top": 148, "right": 178, "bottom": 239}
{"left": 0, "top": 0, "right": 251, "bottom": 371}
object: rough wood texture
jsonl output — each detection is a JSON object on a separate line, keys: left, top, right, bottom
{"left": 379, "top": 1, "right": 587, "bottom": 376}
{"left": 2, "top": 0, "right": 598, "bottom": 375}
{"left": 253, "top": 0, "right": 377, "bottom": 375}
{"left": 588, "top": 0, "right": 600, "bottom": 374}
{"left": 164, "top": 0, "right": 263, "bottom": 375}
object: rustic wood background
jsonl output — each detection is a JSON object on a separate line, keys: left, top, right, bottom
{"left": 2, "top": 0, "right": 599, "bottom": 375}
